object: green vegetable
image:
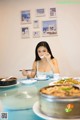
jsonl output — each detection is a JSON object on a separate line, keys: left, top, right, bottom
{"left": 61, "top": 87, "right": 72, "bottom": 91}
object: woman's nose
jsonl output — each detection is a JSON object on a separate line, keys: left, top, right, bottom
{"left": 41, "top": 54, "right": 44, "bottom": 56}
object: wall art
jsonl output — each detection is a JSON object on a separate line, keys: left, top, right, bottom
{"left": 49, "top": 8, "right": 56, "bottom": 17}
{"left": 21, "top": 27, "right": 29, "bottom": 38}
{"left": 33, "top": 31, "right": 40, "bottom": 38}
{"left": 33, "top": 20, "right": 39, "bottom": 28}
{"left": 36, "top": 8, "right": 45, "bottom": 17}
{"left": 21, "top": 10, "right": 31, "bottom": 24}
{"left": 42, "top": 20, "right": 57, "bottom": 37}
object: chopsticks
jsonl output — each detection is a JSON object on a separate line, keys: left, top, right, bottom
{"left": 19, "top": 69, "right": 35, "bottom": 71}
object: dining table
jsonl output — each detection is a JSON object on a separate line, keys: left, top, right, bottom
{"left": 0, "top": 78, "right": 53, "bottom": 120}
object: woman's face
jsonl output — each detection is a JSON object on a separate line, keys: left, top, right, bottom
{"left": 37, "top": 46, "right": 48, "bottom": 59}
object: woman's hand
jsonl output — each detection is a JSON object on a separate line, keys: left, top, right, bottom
{"left": 22, "top": 69, "right": 31, "bottom": 78}
{"left": 22, "top": 69, "right": 27, "bottom": 76}
{"left": 22, "top": 69, "right": 36, "bottom": 78}
{"left": 44, "top": 53, "right": 51, "bottom": 61}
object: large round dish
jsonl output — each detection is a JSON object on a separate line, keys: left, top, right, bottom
{"left": 39, "top": 85, "right": 80, "bottom": 119}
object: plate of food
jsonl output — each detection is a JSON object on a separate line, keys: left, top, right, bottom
{"left": 0, "top": 82, "right": 19, "bottom": 88}
{"left": 0, "top": 77, "right": 19, "bottom": 88}
{"left": 49, "top": 77, "right": 80, "bottom": 86}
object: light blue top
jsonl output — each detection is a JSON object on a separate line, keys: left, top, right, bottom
{"left": 36, "top": 61, "right": 54, "bottom": 78}
{"left": 37, "top": 71, "right": 54, "bottom": 78}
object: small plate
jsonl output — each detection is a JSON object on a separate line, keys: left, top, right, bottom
{"left": 20, "top": 79, "right": 37, "bottom": 84}
{"left": 35, "top": 77, "right": 49, "bottom": 81}
{"left": 33, "top": 101, "right": 79, "bottom": 120}
{"left": 0, "top": 82, "right": 19, "bottom": 88}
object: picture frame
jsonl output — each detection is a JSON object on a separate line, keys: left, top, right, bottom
{"left": 21, "top": 27, "right": 29, "bottom": 38}
{"left": 21, "top": 10, "right": 31, "bottom": 24}
{"left": 49, "top": 8, "right": 56, "bottom": 18}
{"left": 36, "top": 8, "right": 45, "bottom": 17}
{"left": 33, "top": 31, "right": 40, "bottom": 38}
{"left": 33, "top": 20, "right": 39, "bottom": 28}
{"left": 42, "top": 20, "right": 57, "bottom": 37}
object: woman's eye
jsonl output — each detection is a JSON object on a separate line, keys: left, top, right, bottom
{"left": 38, "top": 50, "right": 41, "bottom": 53}
{"left": 43, "top": 50, "right": 46, "bottom": 52}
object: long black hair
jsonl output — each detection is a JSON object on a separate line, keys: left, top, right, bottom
{"left": 35, "top": 41, "right": 54, "bottom": 61}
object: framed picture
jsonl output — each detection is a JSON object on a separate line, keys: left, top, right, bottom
{"left": 49, "top": 8, "right": 56, "bottom": 17}
{"left": 21, "top": 10, "right": 31, "bottom": 24}
{"left": 33, "top": 20, "right": 39, "bottom": 28}
{"left": 42, "top": 20, "right": 57, "bottom": 37}
{"left": 21, "top": 27, "right": 29, "bottom": 38}
{"left": 36, "top": 8, "right": 45, "bottom": 17}
{"left": 33, "top": 31, "right": 40, "bottom": 38}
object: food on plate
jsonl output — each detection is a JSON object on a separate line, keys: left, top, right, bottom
{"left": 39, "top": 84, "right": 80, "bottom": 118}
{"left": 40, "top": 85, "right": 80, "bottom": 97}
{"left": 53, "top": 78, "right": 80, "bottom": 85}
{"left": 0, "top": 77, "right": 17, "bottom": 86}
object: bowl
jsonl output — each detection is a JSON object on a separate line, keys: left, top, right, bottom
{"left": 39, "top": 85, "right": 80, "bottom": 119}
{"left": 37, "top": 75, "right": 46, "bottom": 79}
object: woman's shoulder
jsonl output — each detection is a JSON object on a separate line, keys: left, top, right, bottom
{"left": 33, "top": 61, "right": 37, "bottom": 65}
{"left": 52, "top": 58, "right": 58, "bottom": 64}
{"left": 33, "top": 60, "right": 39, "bottom": 66}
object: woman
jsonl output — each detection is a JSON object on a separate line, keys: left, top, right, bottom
{"left": 22, "top": 41, "right": 60, "bottom": 78}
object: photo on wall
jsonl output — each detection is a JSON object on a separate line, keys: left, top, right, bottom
{"left": 21, "top": 10, "right": 31, "bottom": 24}
{"left": 33, "top": 20, "right": 39, "bottom": 28}
{"left": 33, "top": 31, "right": 40, "bottom": 38}
{"left": 21, "top": 27, "right": 29, "bottom": 38}
{"left": 49, "top": 8, "right": 56, "bottom": 18}
{"left": 36, "top": 8, "right": 45, "bottom": 17}
{"left": 42, "top": 20, "right": 57, "bottom": 37}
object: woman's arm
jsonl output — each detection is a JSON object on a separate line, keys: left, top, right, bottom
{"left": 46, "top": 57, "right": 60, "bottom": 74}
{"left": 22, "top": 61, "right": 37, "bottom": 78}
{"left": 52, "top": 58, "right": 60, "bottom": 74}
{"left": 44, "top": 53, "right": 60, "bottom": 74}
{"left": 31, "top": 61, "right": 37, "bottom": 78}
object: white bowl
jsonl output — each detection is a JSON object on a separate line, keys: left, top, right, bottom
{"left": 37, "top": 75, "right": 46, "bottom": 79}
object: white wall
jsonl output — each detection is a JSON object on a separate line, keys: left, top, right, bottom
{"left": 0, "top": 0, "right": 80, "bottom": 78}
